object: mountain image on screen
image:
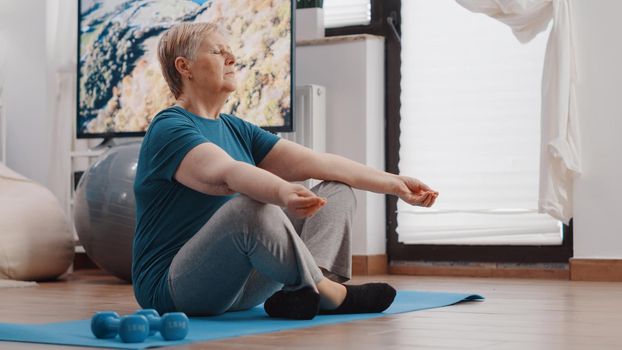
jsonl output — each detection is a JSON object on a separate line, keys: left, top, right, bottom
{"left": 78, "top": 0, "right": 292, "bottom": 137}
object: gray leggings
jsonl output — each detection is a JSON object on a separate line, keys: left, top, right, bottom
{"left": 167, "top": 181, "right": 356, "bottom": 316}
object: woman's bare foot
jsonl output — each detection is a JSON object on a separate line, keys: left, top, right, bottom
{"left": 316, "top": 277, "right": 347, "bottom": 310}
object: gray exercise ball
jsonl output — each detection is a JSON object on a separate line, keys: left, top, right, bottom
{"left": 74, "top": 142, "right": 141, "bottom": 282}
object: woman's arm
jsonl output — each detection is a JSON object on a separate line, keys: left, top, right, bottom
{"left": 175, "top": 142, "right": 326, "bottom": 217}
{"left": 258, "top": 139, "right": 439, "bottom": 207}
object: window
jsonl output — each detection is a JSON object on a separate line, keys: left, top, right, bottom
{"left": 397, "top": 0, "right": 560, "bottom": 246}
{"left": 323, "top": 0, "right": 371, "bottom": 28}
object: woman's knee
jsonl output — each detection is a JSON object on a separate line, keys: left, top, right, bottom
{"left": 322, "top": 181, "right": 357, "bottom": 210}
{"left": 232, "top": 195, "right": 292, "bottom": 238}
{"left": 333, "top": 181, "right": 356, "bottom": 198}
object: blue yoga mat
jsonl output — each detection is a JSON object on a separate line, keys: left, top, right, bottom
{"left": 0, "top": 291, "right": 483, "bottom": 349}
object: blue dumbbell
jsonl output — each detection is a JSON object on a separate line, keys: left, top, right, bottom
{"left": 135, "top": 309, "right": 189, "bottom": 341}
{"left": 90, "top": 311, "right": 150, "bottom": 343}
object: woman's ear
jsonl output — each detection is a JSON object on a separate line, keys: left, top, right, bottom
{"left": 174, "top": 57, "right": 192, "bottom": 80}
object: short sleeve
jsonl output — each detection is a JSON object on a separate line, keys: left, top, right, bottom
{"left": 245, "top": 121, "right": 280, "bottom": 164}
{"left": 142, "top": 114, "right": 209, "bottom": 182}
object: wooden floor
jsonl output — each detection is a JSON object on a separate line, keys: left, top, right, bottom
{"left": 1, "top": 270, "right": 621, "bottom": 350}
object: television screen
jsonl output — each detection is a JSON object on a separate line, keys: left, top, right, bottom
{"left": 78, "top": 0, "right": 294, "bottom": 138}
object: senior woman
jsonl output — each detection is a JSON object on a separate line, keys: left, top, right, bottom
{"left": 132, "top": 22, "right": 439, "bottom": 320}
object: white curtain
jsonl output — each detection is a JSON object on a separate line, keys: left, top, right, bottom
{"left": 454, "top": 0, "right": 580, "bottom": 224}
{"left": 46, "top": 0, "right": 77, "bottom": 215}
{"left": 323, "top": 0, "right": 371, "bottom": 28}
{"left": 399, "top": 0, "right": 560, "bottom": 245}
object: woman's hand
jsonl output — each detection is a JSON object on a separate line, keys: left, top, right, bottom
{"left": 279, "top": 183, "right": 327, "bottom": 218}
{"left": 394, "top": 175, "right": 439, "bottom": 207}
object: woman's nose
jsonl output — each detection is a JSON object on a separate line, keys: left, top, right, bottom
{"left": 225, "top": 53, "right": 235, "bottom": 66}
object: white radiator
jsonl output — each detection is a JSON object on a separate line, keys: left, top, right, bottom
{"left": 279, "top": 84, "right": 326, "bottom": 188}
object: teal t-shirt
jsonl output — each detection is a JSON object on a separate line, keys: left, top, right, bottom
{"left": 132, "top": 106, "right": 280, "bottom": 312}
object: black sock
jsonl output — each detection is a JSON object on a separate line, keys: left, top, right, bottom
{"left": 264, "top": 286, "right": 320, "bottom": 320}
{"left": 319, "top": 283, "right": 397, "bottom": 315}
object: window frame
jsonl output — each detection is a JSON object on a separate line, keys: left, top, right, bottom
{"left": 324, "top": 0, "right": 574, "bottom": 264}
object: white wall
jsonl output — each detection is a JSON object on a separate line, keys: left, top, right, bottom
{"left": 2, "top": 1, "right": 621, "bottom": 259}
{"left": 572, "top": 0, "right": 622, "bottom": 259}
{"left": 0, "top": 1, "right": 51, "bottom": 188}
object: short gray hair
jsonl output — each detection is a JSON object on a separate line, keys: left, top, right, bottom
{"left": 157, "top": 22, "right": 219, "bottom": 98}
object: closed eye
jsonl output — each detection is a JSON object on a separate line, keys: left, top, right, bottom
{"left": 210, "top": 46, "right": 233, "bottom": 56}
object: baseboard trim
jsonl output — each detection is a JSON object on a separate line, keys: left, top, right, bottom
{"left": 80, "top": 252, "right": 622, "bottom": 281}
{"left": 352, "top": 255, "right": 388, "bottom": 275}
{"left": 570, "top": 258, "right": 622, "bottom": 282}
{"left": 389, "top": 261, "right": 570, "bottom": 280}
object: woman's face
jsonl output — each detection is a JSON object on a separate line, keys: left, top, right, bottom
{"left": 188, "top": 31, "right": 237, "bottom": 95}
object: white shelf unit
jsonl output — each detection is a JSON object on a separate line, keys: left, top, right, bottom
{"left": 296, "top": 35, "right": 386, "bottom": 256}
